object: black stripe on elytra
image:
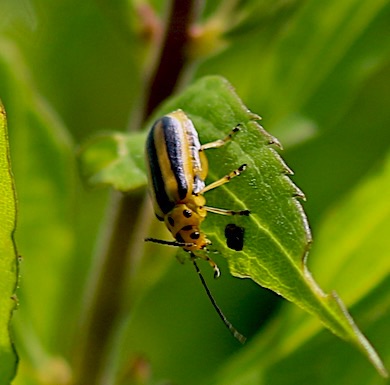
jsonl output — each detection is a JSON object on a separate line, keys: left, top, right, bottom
{"left": 161, "top": 116, "right": 188, "bottom": 200}
{"left": 146, "top": 121, "right": 175, "bottom": 216}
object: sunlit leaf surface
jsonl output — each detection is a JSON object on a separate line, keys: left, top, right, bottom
{"left": 81, "top": 76, "right": 387, "bottom": 376}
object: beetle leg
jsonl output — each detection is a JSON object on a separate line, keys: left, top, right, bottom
{"left": 200, "top": 164, "right": 247, "bottom": 194}
{"left": 204, "top": 206, "right": 250, "bottom": 216}
{"left": 200, "top": 124, "right": 241, "bottom": 151}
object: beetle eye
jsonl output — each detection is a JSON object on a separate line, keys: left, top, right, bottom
{"left": 190, "top": 232, "right": 200, "bottom": 240}
{"left": 183, "top": 209, "right": 192, "bottom": 218}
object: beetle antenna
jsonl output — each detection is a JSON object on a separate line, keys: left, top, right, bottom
{"left": 192, "top": 258, "right": 246, "bottom": 344}
{"left": 145, "top": 237, "right": 194, "bottom": 248}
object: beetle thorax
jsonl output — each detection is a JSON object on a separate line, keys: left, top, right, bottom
{"left": 165, "top": 203, "right": 209, "bottom": 250}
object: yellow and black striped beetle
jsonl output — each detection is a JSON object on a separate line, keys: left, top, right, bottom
{"left": 145, "top": 109, "right": 249, "bottom": 343}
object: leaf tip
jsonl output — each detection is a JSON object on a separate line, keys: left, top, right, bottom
{"left": 330, "top": 292, "right": 389, "bottom": 378}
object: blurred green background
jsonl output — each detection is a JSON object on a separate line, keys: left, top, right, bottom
{"left": 0, "top": 0, "right": 389, "bottom": 384}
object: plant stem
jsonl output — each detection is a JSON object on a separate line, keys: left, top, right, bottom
{"left": 143, "top": 0, "right": 199, "bottom": 119}
{"left": 72, "top": 1, "right": 198, "bottom": 384}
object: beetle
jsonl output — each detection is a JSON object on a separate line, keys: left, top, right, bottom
{"left": 145, "top": 109, "right": 249, "bottom": 274}
{"left": 144, "top": 109, "right": 249, "bottom": 342}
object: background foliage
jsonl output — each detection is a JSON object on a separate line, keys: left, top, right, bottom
{"left": 0, "top": 0, "right": 389, "bottom": 384}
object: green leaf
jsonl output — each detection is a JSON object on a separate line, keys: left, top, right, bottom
{"left": 79, "top": 132, "right": 147, "bottom": 191}
{"left": 0, "top": 38, "right": 77, "bottom": 382}
{"left": 161, "top": 75, "right": 387, "bottom": 377}
{"left": 211, "top": 276, "right": 390, "bottom": 385}
{"left": 265, "top": 277, "right": 390, "bottom": 385}
{"left": 208, "top": 151, "right": 390, "bottom": 385}
{"left": 84, "top": 75, "right": 387, "bottom": 376}
{"left": 0, "top": 102, "right": 18, "bottom": 384}
{"left": 276, "top": 149, "right": 390, "bottom": 359}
